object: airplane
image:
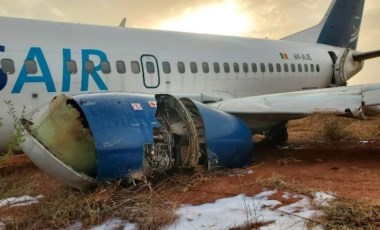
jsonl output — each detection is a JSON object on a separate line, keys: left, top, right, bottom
{"left": 1, "top": 0, "right": 380, "bottom": 190}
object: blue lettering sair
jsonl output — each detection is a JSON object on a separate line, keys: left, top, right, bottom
{"left": 0, "top": 45, "right": 7, "bottom": 91}
{"left": 12, "top": 47, "right": 56, "bottom": 93}
{"left": 81, "top": 49, "right": 108, "bottom": 91}
{"left": 62, "top": 48, "right": 72, "bottom": 92}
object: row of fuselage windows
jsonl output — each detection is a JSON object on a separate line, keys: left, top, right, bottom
{"left": 0, "top": 59, "right": 321, "bottom": 75}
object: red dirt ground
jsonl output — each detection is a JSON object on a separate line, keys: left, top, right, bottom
{"left": 164, "top": 114, "right": 380, "bottom": 205}
{"left": 1, "top": 114, "right": 380, "bottom": 207}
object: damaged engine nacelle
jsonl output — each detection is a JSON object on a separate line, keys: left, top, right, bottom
{"left": 333, "top": 49, "right": 364, "bottom": 86}
{"left": 21, "top": 93, "right": 253, "bottom": 190}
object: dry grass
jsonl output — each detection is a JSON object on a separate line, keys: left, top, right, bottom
{"left": 322, "top": 119, "right": 350, "bottom": 140}
{"left": 1, "top": 114, "right": 380, "bottom": 229}
{"left": 256, "top": 174, "right": 380, "bottom": 229}
{"left": 255, "top": 174, "right": 312, "bottom": 195}
{"left": 0, "top": 167, "right": 211, "bottom": 229}
{"left": 2, "top": 162, "right": 380, "bottom": 229}
{"left": 0, "top": 182, "right": 176, "bottom": 229}
{"left": 322, "top": 198, "right": 380, "bottom": 229}
{"left": 289, "top": 113, "right": 380, "bottom": 141}
{"left": 0, "top": 184, "right": 176, "bottom": 229}
{"left": 0, "top": 152, "right": 11, "bottom": 168}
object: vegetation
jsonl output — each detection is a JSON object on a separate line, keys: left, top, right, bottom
{"left": 0, "top": 171, "right": 211, "bottom": 229}
{"left": 0, "top": 101, "right": 26, "bottom": 167}
{"left": 4, "top": 100, "right": 26, "bottom": 153}
{"left": 322, "top": 198, "right": 380, "bottom": 229}
{"left": 255, "top": 174, "right": 312, "bottom": 195}
{"left": 1, "top": 113, "right": 380, "bottom": 228}
{"left": 322, "top": 119, "right": 349, "bottom": 141}
{"left": 256, "top": 175, "right": 380, "bottom": 230}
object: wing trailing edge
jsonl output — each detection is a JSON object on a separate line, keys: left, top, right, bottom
{"left": 210, "top": 83, "right": 380, "bottom": 128}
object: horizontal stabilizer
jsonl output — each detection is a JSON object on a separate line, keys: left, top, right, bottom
{"left": 353, "top": 50, "right": 380, "bottom": 61}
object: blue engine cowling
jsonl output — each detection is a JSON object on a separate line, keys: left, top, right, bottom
{"left": 21, "top": 93, "right": 253, "bottom": 190}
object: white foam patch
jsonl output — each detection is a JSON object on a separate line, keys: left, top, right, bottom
{"left": 0, "top": 192, "right": 333, "bottom": 230}
{"left": 91, "top": 219, "right": 138, "bottom": 230}
{"left": 0, "top": 195, "right": 43, "bottom": 208}
{"left": 313, "top": 192, "right": 335, "bottom": 207}
{"left": 165, "top": 190, "right": 332, "bottom": 230}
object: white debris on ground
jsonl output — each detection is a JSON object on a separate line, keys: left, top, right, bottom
{"left": 164, "top": 190, "right": 335, "bottom": 230}
{"left": 313, "top": 192, "right": 336, "bottom": 207}
{"left": 0, "top": 195, "right": 43, "bottom": 208}
{"left": 247, "top": 169, "right": 254, "bottom": 175}
{"left": 91, "top": 219, "right": 138, "bottom": 230}
{"left": 0, "top": 191, "right": 334, "bottom": 230}
{"left": 41, "top": 219, "right": 138, "bottom": 230}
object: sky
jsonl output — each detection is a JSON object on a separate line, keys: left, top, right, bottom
{"left": 0, "top": 0, "right": 379, "bottom": 84}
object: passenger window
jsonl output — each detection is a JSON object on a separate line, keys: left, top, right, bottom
{"left": 316, "top": 64, "right": 320, "bottom": 72}
{"left": 146, "top": 61, "right": 155, "bottom": 74}
{"left": 190, "top": 62, "right": 198, "bottom": 73}
{"left": 298, "top": 63, "right": 303, "bottom": 72}
{"left": 84, "top": 60, "right": 94, "bottom": 74}
{"left": 116, "top": 60, "right": 126, "bottom": 74}
{"left": 276, "top": 63, "right": 281, "bottom": 72}
{"left": 101, "top": 61, "right": 111, "bottom": 74}
{"left": 25, "top": 60, "right": 38, "bottom": 74}
{"left": 162, "top": 61, "right": 171, "bottom": 74}
{"left": 243, "top": 63, "right": 248, "bottom": 73}
{"left": 1, "top": 59, "right": 15, "bottom": 74}
{"left": 233, "top": 63, "right": 239, "bottom": 73}
{"left": 202, "top": 62, "right": 209, "bottom": 73}
{"left": 284, "top": 63, "right": 289, "bottom": 72}
{"left": 304, "top": 64, "right": 309, "bottom": 72}
{"left": 178, "top": 62, "right": 185, "bottom": 74}
{"left": 260, "top": 63, "right": 266, "bottom": 72}
{"left": 213, "top": 62, "right": 220, "bottom": 73}
{"left": 291, "top": 64, "right": 296, "bottom": 72}
{"left": 310, "top": 64, "right": 315, "bottom": 72}
{"left": 252, "top": 63, "right": 257, "bottom": 73}
{"left": 66, "top": 60, "right": 77, "bottom": 74}
{"left": 131, "top": 61, "right": 141, "bottom": 74}
{"left": 224, "top": 63, "right": 230, "bottom": 73}
{"left": 268, "top": 63, "right": 274, "bottom": 72}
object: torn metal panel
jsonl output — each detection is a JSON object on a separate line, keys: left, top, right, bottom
{"left": 21, "top": 128, "right": 97, "bottom": 190}
{"left": 30, "top": 94, "right": 97, "bottom": 177}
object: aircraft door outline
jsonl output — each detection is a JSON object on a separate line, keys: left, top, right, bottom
{"left": 140, "top": 54, "right": 160, "bottom": 89}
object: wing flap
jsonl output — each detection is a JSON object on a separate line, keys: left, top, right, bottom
{"left": 210, "top": 84, "right": 380, "bottom": 126}
{"left": 363, "top": 89, "right": 380, "bottom": 106}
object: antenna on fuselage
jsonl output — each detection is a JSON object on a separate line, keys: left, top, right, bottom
{"left": 119, "top": 17, "right": 127, "bottom": 28}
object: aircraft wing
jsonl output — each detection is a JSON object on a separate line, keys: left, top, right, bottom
{"left": 209, "top": 84, "right": 380, "bottom": 128}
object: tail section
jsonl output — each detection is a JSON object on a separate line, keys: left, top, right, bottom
{"left": 283, "top": 0, "right": 365, "bottom": 50}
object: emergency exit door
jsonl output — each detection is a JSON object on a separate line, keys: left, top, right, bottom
{"left": 140, "top": 55, "right": 160, "bottom": 88}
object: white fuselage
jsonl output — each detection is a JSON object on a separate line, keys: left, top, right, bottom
{"left": 0, "top": 17, "right": 347, "bottom": 150}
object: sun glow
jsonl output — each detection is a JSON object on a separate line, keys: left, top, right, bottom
{"left": 157, "top": 0, "right": 254, "bottom": 36}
